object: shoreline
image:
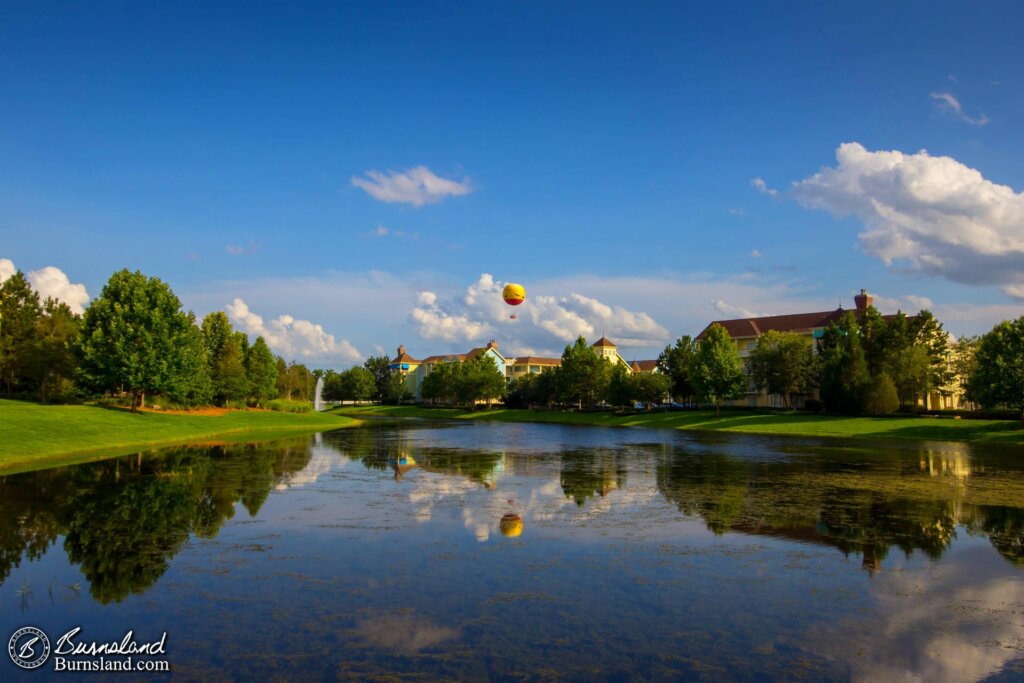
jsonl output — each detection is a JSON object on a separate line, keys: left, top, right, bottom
{"left": 331, "top": 405, "right": 1024, "bottom": 445}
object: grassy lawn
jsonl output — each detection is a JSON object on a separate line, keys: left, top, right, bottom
{"left": 331, "top": 404, "right": 1024, "bottom": 444}
{"left": 0, "top": 399, "right": 359, "bottom": 473}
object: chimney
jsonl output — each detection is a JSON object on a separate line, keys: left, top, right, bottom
{"left": 854, "top": 289, "right": 873, "bottom": 312}
{"left": 397, "top": 345, "right": 406, "bottom": 357}
{"left": 487, "top": 340, "right": 498, "bottom": 350}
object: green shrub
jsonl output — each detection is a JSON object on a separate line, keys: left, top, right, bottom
{"left": 864, "top": 372, "right": 899, "bottom": 415}
{"left": 266, "top": 399, "right": 313, "bottom": 413}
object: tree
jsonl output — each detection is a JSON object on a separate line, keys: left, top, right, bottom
{"left": 887, "top": 345, "right": 932, "bottom": 410}
{"left": 968, "top": 317, "right": 1024, "bottom": 425}
{"left": 858, "top": 306, "right": 889, "bottom": 377}
{"left": 454, "top": 354, "right": 506, "bottom": 407}
{"left": 607, "top": 364, "right": 634, "bottom": 407}
{"left": 165, "top": 314, "right": 212, "bottom": 406}
{"left": 244, "top": 336, "right": 277, "bottom": 407}
{"left": 817, "top": 312, "right": 870, "bottom": 414}
{"left": 326, "top": 366, "right": 375, "bottom": 402}
{"left": 78, "top": 269, "right": 199, "bottom": 411}
{"left": 863, "top": 372, "right": 899, "bottom": 415}
{"left": 0, "top": 270, "right": 42, "bottom": 394}
{"left": 211, "top": 337, "right": 248, "bottom": 405}
{"left": 952, "top": 336, "right": 980, "bottom": 408}
{"left": 634, "top": 372, "right": 671, "bottom": 405}
{"left": 657, "top": 336, "right": 697, "bottom": 401}
{"left": 420, "top": 361, "right": 459, "bottom": 404}
{"left": 27, "top": 298, "right": 79, "bottom": 402}
{"left": 384, "top": 372, "right": 407, "bottom": 405}
{"left": 910, "top": 309, "right": 952, "bottom": 398}
{"left": 691, "top": 324, "right": 746, "bottom": 415}
{"left": 558, "top": 337, "right": 610, "bottom": 408}
{"left": 748, "top": 330, "right": 814, "bottom": 407}
{"left": 364, "top": 355, "right": 392, "bottom": 402}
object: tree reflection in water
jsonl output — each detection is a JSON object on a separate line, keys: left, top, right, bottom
{"left": 656, "top": 444, "right": 1024, "bottom": 571}
{"left": 0, "top": 438, "right": 311, "bottom": 603}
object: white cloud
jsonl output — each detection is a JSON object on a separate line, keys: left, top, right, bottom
{"left": 710, "top": 299, "right": 758, "bottom": 318}
{"left": 792, "top": 142, "right": 1024, "bottom": 291}
{"left": 351, "top": 165, "right": 473, "bottom": 206}
{"left": 930, "top": 91, "right": 989, "bottom": 126}
{"left": 408, "top": 273, "right": 669, "bottom": 355}
{"left": 363, "top": 225, "right": 418, "bottom": 240}
{"left": 750, "top": 249, "right": 762, "bottom": 258}
{"left": 1002, "top": 284, "right": 1024, "bottom": 301}
{"left": 225, "top": 240, "right": 261, "bottom": 256}
{"left": 409, "top": 285, "right": 493, "bottom": 343}
{"left": 226, "top": 298, "right": 361, "bottom": 364}
{"left": 1, "top": 258, "right": 90, "bottom": 314}
{"left": 751, "top": 177, "right": 778, "bottom": 196}
{"left": 729, "top": 208, "right": 746, "bottom": 216}
{"left": 28, "top": 266, "right": 90, "bottom": 314}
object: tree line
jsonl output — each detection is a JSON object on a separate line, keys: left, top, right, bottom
{"left": 0, "top": 268, "right": 320, "bottom": 410}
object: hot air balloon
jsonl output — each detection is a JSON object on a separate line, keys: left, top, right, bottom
{"left": 502, "top": 283, "right": 525, "bottom": 306}
{"left": 500, "top": 513, "right": 523, "bottom": 538}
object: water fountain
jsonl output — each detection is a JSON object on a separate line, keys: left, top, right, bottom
{"left": 313, "top": 375, "right": 324, "bottom": 411}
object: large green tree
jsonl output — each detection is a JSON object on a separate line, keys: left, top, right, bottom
{"left": 748, "top": 330, "right": 814, "bottom": 407}
{"left": 77, "top": 269, "right": 199, "bottom": 411}
{"left": 691, "top": 324, "right": 746, "bottom": 415}
{"left": 887, "top": 345, "right": 932, "bottom": 410}
{"left": 324, "top": 366, "right": 376, "bottom": 402}
{"left": 454, "top": 354, "right": 507, "bottom": 407}
{"left": 817, "top": 311, "right": 870, "bottom": 414}
{"left": 558, "top": 337, "right": 611, "bottom": 408}
{"left": 968, "top": 317, "right": 1024, "bottom": 424}
{"left": 420, "top": 361, "right": 459, "bottom": 404}
{"left": 26, "top": 298, "right": 80, "bottom": 402}
{"left": 244, "top": 336, "right": 278, "bottom": 406}
{"left": 363, "top": 355, "right": 392, "bottom": 402}
{"left": 657, "top": 335, "right": 697, "bottom": 401}
{"left": 0, "top": 270, "right": 42, "bottom": 394}
{"left": 165, "top": 314, "right": 213, "bottom": 406}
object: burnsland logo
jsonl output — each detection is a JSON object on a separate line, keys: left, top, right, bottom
{"left": 8, "top": 627, "right": 51, "bottom": 670}
{"left": 8, "top": 626, "right": 170, "bottom": 673}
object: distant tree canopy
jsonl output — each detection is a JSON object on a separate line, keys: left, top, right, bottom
{"left": 968, "top": 316, "right": 1024, "bottom": 424}
{"left": 748, "top": 330, "right": 814, "bottom": 407}
{"left": 657, "top": 335, "right": 697, "bottom": 401}
{"left": 691, "top": 324, "right": 746, "bottom": 414}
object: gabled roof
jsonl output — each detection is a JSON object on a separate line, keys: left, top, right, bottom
{"left": 420, "top": 354, "right": 466, "bottom": 364}
{"left": 696, "top": 308, "right": 910, "bottom": 341}
{"left": 391, "top": 351, "right": 420, "bottom": 364}
{"left": 510, "top": 356, "right": 561, "bottom": 366}
{"left": 592, "top": 337, "right": 617, "bottom": 348}
{"left": 465, "top": 346, "right": 506, "bottom": 362}
{"left": 630, "top": 360, "right": 659, "bottom": 372}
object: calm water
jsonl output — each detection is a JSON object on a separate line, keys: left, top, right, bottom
{"left": 2, "top": 420, "right": 1023, "bottom": 681}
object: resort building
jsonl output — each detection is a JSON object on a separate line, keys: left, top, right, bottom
{"left": 391, "top": 337, "right": 660, "bottom": 402}
{"left": 695, "top": 289, "right": 963, "bottom": 410}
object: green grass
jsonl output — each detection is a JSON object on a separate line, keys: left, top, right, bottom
{"left": 0, "top": 399, "right": 359, "bottom": 474}
{"left": 331, "top": 404, "right": 1024, "bottom": 444}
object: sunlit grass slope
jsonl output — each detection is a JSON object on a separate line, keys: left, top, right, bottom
{"left": 0, "top": 399, "right": 358, "bottom": 473}
{"left": 332, "top": 405, "right": 1024, "bottom": 444}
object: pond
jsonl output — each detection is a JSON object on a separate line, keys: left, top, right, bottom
{"left": 1, "top": 420, "right": 1023, "bottom": 680}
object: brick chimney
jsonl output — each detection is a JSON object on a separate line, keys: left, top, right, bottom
{"left": 486, "top": 340, "right": 498, "bottom": 351}
{"left": 854, "top": 289, "right": 873, "bottom": 312}
{"left": 397, "top": 344, "right": 406, "bottom": 357}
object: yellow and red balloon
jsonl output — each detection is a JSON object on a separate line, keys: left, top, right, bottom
{"left": 502, "top": 283, "right": 525, "bottom": 306}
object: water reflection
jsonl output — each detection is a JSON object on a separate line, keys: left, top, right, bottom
{"left": 655, "top": 440, "right": 1024, "bottom": 572}
{"left": 0, "top": 437, "right": 311, "bottom": 602}
{"left": 0, "top": 422, "right": 1022, "bottom": 680}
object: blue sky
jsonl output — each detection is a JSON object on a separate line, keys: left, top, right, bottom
{"left": 2, "top": 2, "right": 1023, "bottom": 366}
